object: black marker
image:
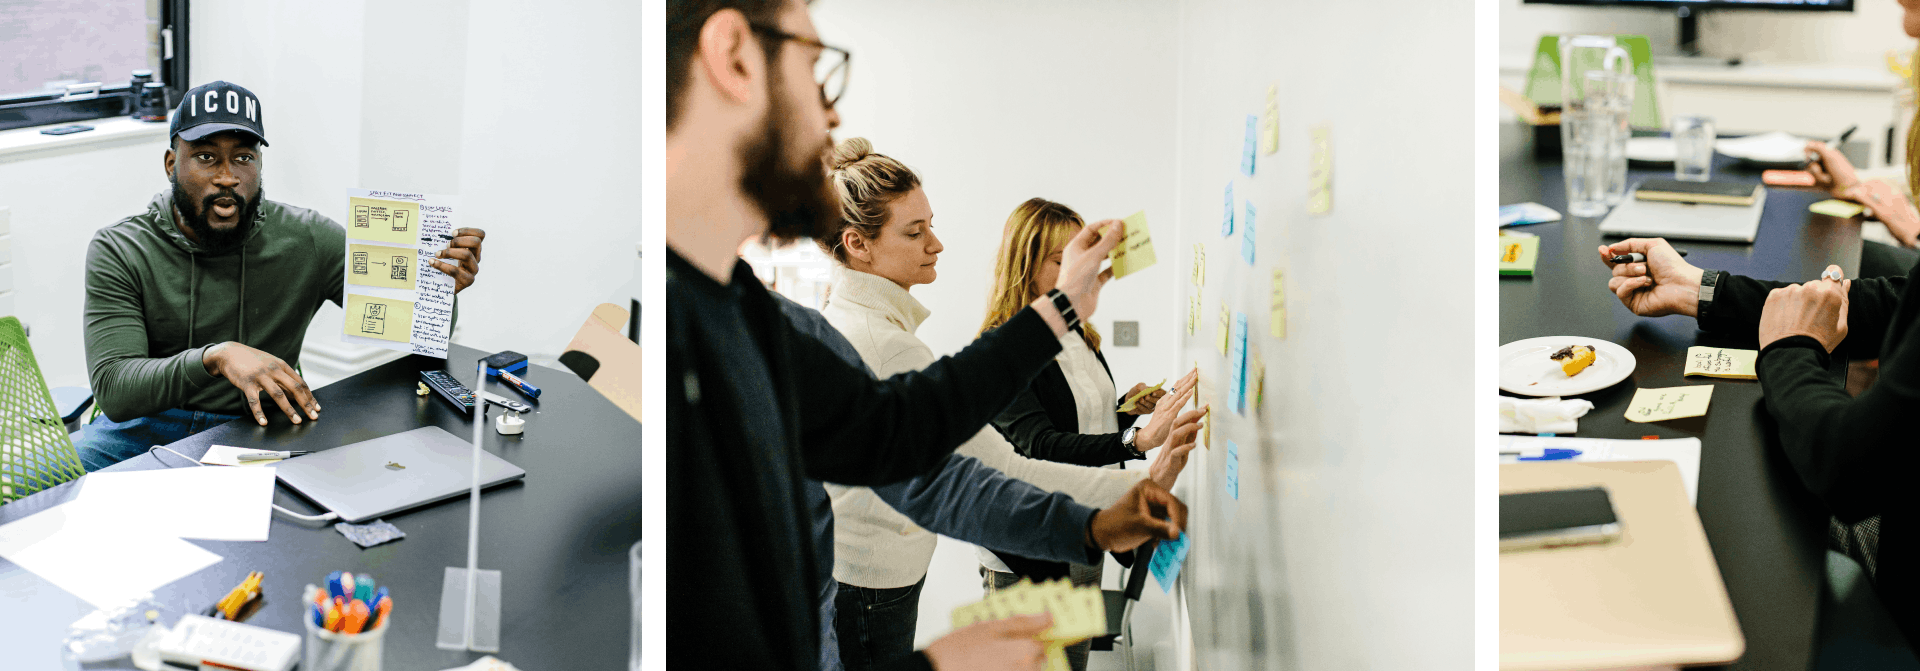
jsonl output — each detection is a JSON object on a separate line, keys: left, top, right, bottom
{"left": 1610, "top": 250, "right": 1688, "bottom": 264}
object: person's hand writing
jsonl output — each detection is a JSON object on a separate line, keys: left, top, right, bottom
{"left": 1089, "top": 479, "right": 1188, "bottom": 552}
{"left": 430, "top": 227, "right": 486, "bottom": 294}
{"left": 1135, "top": 369, "right": 1199, "bottom": 450}
{"left": 204, "top": 342, "right": 320, "bottom": 426}
{"left": 924, "top": 614, "right": 1050, "bottom": 671}
{"left": 1146, "top": 407, "right": 1205, "bottom": 491}
{"left": 1806, "top": 140, "right": 1862, "bottom": 200}
{"left": 1598, "top": 237, "right": 1705, "bottom": 318}
{"left": 1758, "top": 265, "right": 1850, "bottom": 352}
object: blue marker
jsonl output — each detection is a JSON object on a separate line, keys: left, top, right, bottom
{"left": 354, "top": 574, "right": 375, "bottom": 602}
{"left": 499, "top": 369, "right": 542, "bottom": 399}
{"left": 368, "top": 585, "right": 389, "bottom": 613}
{"left": 1517, "top": 448, "right": 1582, "bottom": 461}
{"left": 327, "top": 571, "right": 346, "bottom": 600}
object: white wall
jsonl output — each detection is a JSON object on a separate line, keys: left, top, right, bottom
{"left": 1502, "top": 0, "right": 1912, "bottom": 66}
{"left": 0, "top": 0, "right": 641, "bottom": 391}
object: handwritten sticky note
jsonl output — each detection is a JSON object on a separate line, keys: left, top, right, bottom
{"left": 1250, "top": 350, "right": 1266, "bottom": 407}
{"left": 1108, "top": 210, "right": 1157, "bottom": 279}
{"left": 347, "top": 243, "right": 416, "bottom": 290}
{"left": 1201, "top": 390, "right": 1214, "bottom": 449}
{"left": 1119, "top": 379, "right": 1166, "bottom": 413}
{"left": 1810, "top": 199, "right": 1866, "bottom": 218}
{"left": 1242, "top": 115, "right": 1258, "bottom": 176}
{"left": 1308, "top": 125, "right": 1332, "bottom": 214}
{"left": 1684, "top": 346, "right": 1758, "bottom": 380}
{"left": 1149, "top": 529, "right": 1191, "bottom": 593}
{"left": 1498, "top": 236, "right": 1538, "bottom": 276}
{"left": 1225, "top": 440, "right": 1241, "bottom": 499}
{"left": 1223, "top": 183, "right": 1234, "bottom": 236}
{"left": 1229, "top": 313, "right": 1249, "bottom": 414}
{"left": 1625, "top": 385, "right": 1715, "bottom": 423}
{"left": 1270, "top": 270, "right": 1286, "bottom": 339}
{"left": 953, "top": 579, "right": 1107, "bottom": 650}
{"left": 344, "top": 294, "right": 415, "bottom": 343}
{"left": 347, "top": 196, "right": 421, "bottom": 246}
{"left": 1187, "top": 296, "right": 1199, "bottom": 335}
{"left": 1192, "top": 244, "right": 1206, "bottom": 286}
{"left": 1241, "top": 201, "right": 1257, "bottom": 265}
{"left": 1260, "top": 84, "right": 1280, "bottom": 155}
{"left": 1217, "top": 305, "right": 1230, "bottom": 356}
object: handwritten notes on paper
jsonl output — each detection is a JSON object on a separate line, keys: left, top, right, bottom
{"left": 1260, "top": 84, "right": 1280, "bottom": 155}
{"left": 1242, "top": 115, "right": 1258, "bottom": 176}
{"left": 1150, "top": 528, "right": 1192, "bottom": 593}
{"left": 1192, "top": 244, "right": 1206, "bottom": 287}
{"left": 951, "top": 579, "right": 1108, "bottom": 671}
{"left": 1188, "top": 296, "right": 1200, "bottom": 335}
{"left": 1684, "top": 346, "right": 1759, "bottom": 380}
{"left": 1271, "top": 269, "right": 1287, "bottom": 339}
{"left": 1308, "top": 125, "right": 1333, "bottom": 214}
{"left": 1625, "top": 385, "right": 1715, "bottom": 423}
{"left": 1108, "top": 210, "right": 1158, "bottom": 279}
{"left": 1241, "top": 201, "right": 1257, "bottom": 265}
{"left": 342, "top": 188, "right": 456, "bottom": 358}
{"left": 1217, "top": 305, "right": 1230, "bottom": 356}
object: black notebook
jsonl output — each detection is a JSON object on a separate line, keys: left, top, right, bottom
{"left": 1634, "top": 179, "right": 1762, "bottom": 207}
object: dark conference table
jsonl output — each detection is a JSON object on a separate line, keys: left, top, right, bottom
{"left": 1500, "top": 123, "right": 1854, "bottom": 671}
{"left": 0, "top": 343, "right": 642, "bottom": 669}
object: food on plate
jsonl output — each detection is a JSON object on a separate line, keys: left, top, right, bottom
{"left": 1550, "top": 345, "right": 1597, "bottom": 377}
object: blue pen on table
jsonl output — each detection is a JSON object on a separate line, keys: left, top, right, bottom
{"left": 499, "top": 369, "right": 541, "bottom": 399}
{"left": 1499, "top": 448, "right": 1583, "bottom": 461}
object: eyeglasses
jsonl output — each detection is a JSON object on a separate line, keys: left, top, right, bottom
{"left": 750, "top": 24, "right": 852, "bottom": 108}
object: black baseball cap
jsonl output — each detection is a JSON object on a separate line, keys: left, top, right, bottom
{"left": 169, "top": 81, "right": 267, "bottom": 146}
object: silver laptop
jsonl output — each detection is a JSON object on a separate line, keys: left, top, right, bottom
{"left": 274, "top": 426, "right": 526, "bottom": 523}
{"left": 1596, "top": 184, "right": 1767, "bottom": 242}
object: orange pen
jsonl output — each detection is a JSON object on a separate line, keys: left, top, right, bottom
{"left": 371, "top": 597, "right": 393, "bottom": 630}
{"left": 342, "top": 600, "right": 371, "bottom": 634}
{"left": 322, "top": 602, "right": 342, "bottom": 632}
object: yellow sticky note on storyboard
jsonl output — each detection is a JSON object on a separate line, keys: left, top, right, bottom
{"left": 1624, "top": 385, "right": 1714, "bottom": 423}
{"left": 347, "top": 196, "right": 421, "bottom": 246}
{"left": 344, "top": 294, "right": 414, "bottom": 343}
{"left": 1684, "top": 346, "right": 1758, "bottom": 380}
{"left": 1107, "top": 211, "right": 1157, "bottom": 279}
{"left": 347, "top": 244, "right": 416, "bottom": 290}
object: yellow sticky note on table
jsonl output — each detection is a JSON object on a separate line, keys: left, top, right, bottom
{"left": 1684, "top": 346, "right": 1758, "bottom": 380}
{"left": 1108, "top": 210, "right": 1157, "bottom": 279}
{"left": 347, "top": 196, "right": 422, "bottom": 246}
{"left": 1217, "top": 305, "right": 1231, "bottom": 355}
{"left": 343, "top": 294, "right": 413, "bottom": 343}
{"left": 1810, "top": 199, "right": 1866, "bottom": 218}
{"left": 347, "top": 243, "right": 417, "bottom": 290}
{"left": 1118, "top": 379, "right": 1166, "bottom": 413}
{"left": 1624, "top": 385, "right": 1715, "bottom": 423}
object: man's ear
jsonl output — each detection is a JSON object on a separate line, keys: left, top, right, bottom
{"left": 163, "top": 142, "right": 176, "bottom": 181}
{"left": 698, "top": 9, "right": 762, "bottom": 106}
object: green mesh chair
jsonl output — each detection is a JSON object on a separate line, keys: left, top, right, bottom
{"left": 0, "top": 316, "right": 87, "bottom": 503}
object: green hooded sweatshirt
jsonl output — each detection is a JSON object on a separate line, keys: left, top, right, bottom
{"left": 84, "top": 191, "right": 348, "bottom": 420}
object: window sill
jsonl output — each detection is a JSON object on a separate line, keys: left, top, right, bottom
{"left": 0, "top": 116, "right": 170, "bottom": 164}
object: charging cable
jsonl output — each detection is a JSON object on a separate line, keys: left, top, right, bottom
{"left": 144, "top": 445, "right": 339, "bottom": 524}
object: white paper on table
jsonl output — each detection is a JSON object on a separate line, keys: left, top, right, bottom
{"left": 1500, "top": 435, "right": 1703, "bottom": 504}
{"left": 0, "top": 503, "right": 221, "bottom": 608}
{"left": 199, "top": 445, "right": 282, "bottom": 467}
{"left": 68, "top": 467, "right": 278, "bottom": 541}
{"left": 340, "top": 188, "right": 457, "bottom": 359}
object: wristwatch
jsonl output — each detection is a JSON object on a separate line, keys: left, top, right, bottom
{"left": 1121, "top": 426, "right": 1142, "bottom": 455}
{"left": 1697, "top": 269, "right": 1722, "bottom": 319}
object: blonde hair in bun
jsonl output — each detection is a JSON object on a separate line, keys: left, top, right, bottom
{"left": 822, "top": 137, "right": 921, "bottom": 263}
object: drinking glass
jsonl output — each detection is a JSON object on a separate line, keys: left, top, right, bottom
{"left": 1559, "top": 35, "right": 1630, "bottom": 217}
{"left": 1673, "top": 115, "right": 1716, "bottom": 182}
{"left": 1588, "top": 72, "right": 1635, "bottom": 206}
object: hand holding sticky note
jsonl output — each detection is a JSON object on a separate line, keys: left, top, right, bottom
{"left": 1108, "top": 210, "right": 1157, "bottom": 279}
{"left": 1149, "top": 530, "right": 1192, "bottom": 593}
{"left": 951, "top": 578, "right": 1108, "bottom": 671}
{"left": 1810, "top": 199, "right": 1866, "bottom": 218}
{"left": 1683, "top": 346, "right": 1758, "bottom": 380}
{"left": 1625, "top": 385, "right": 1715, "bottom": 422}
{"left": 1118, "top": 379, "right": 1166, "bottom": 413}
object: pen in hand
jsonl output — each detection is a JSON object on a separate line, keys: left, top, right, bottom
{"left": 1609, "top": 250, "right": 1689, "bottom": 264}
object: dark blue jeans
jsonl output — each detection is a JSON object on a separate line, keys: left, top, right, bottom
{"left": 75, "top": 407, "right": 244, "bottom": 472}
{"left": 833, "top": 576, "right": 926, "bottom": 671}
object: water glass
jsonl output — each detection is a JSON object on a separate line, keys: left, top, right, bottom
{"left": 1588, "top": 72, "right": 1635, "bottom": 206}
{"left": 1673, "top": 115, "right": 1716, "bottom": 182}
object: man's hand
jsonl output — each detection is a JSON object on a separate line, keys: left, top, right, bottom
{"left": 1146, "top": 408, "right": 1205, "bottom": 491}
{"left": 1758, "top": 265, "right": 1850, "bottom": 352}
{"left": 430, "top": 227, "right": 485, "bottom": 294}
{"left": 1598, "top": 238, "right": 1706, "bottom": 318}
{"left": 1088, "top": 479, "right": 1188, "bottom": 552}
{"left": 204, "top": 342, "right": 320, "bottom": 426}
{"left": 1053, "top": 219, "right": 1122, "bottom": 322}
{"left": 1806, "top": 140, "right": 1862, "bottom": 200}
{"left": 1135, "top": 369, "right": 1199, "bottom": 449}
{"left": 924, "top": 614, "right": 1049, "bottom": 671}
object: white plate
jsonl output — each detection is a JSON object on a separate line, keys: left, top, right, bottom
{"left": 1625, "top": 136, "right": 1676, "bottom": 164}
{"left": 1715, "top": 131, "right": 1809, "bottom": 166}
{"left": 1499, "top": 336, "right": 1637, "bottom": 397}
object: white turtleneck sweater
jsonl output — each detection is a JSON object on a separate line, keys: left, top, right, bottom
{"left": 819, "top": 267, "right": 1144, "bottom": 589}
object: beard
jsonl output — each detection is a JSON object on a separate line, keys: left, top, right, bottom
{"left": 741, "top": 65, "right": 838, "bottom": 247}
{"left": 171, "top": 175, "right": 262, "bottom": 255}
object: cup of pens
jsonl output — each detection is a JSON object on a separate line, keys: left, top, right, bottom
{"left": 303, "top": 571, "right": 393, "bottom": 671}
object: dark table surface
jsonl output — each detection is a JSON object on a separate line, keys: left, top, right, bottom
{"left": 0, "top": 343, "right": 642, "bottom": 669}
{"left": 1501, "top": 122, "right": 1854, "bottom": 671}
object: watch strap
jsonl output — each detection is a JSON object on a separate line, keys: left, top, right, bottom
{"left": 1046, "top": 288, "right": 1080, "bottom": 331}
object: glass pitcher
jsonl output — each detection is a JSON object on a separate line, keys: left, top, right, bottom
{"left": 1559, "top": 35, "right": 1631, "bottom": 217}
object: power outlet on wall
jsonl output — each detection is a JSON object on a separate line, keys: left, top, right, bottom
{"left": 1113, "top": 320, "right": 1139, "bottom": 347}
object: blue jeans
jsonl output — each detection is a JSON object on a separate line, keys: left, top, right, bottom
{"left": 75, "top": 407, "right": 244, "bottom": 471}
{"left": 833, "top": 576, "right": 926, "bottom": 671}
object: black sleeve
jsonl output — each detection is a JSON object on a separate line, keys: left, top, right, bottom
{"left": 795, "top": 308, "right": 1064, "bottom": 487}
{"left": 1698, "top": 271, "right": 1906, "bottom": 359}
{"left": 1757, "top": 329, "right": 1920, "bottom": 524}
{"left": 991, "top": 386, "right": 1137, "bottom": 467}
{"left": 876, "top": 651, "right": 936, "bottom": 671}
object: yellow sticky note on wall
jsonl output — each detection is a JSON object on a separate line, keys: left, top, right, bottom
{"left": 1683, "top": 346, "right": 1758, "bottom": 380}
{"left": 1187, "top": 296, "right": 1200, "bottom": 335}
{"left": 1260, "top": 84, "right": 1280, "bottom": 155}
{"left": 1108, "top": 210, "right": 1157, "bottom": 279}
{"left": 1270, "top": 269, "right": 1286, "bottom": 339}
{"left": 347, "top": 196, "right": 422, "bottom": 246}
{"left": 1191, "top": 244, "right": 1206, "bottom": 287}
{"left": 344, "top": 294, "right": 414, "bottom": 343}
{"left": 1217, "top": 305, "right": 1230, "bottom": 356}
{"left": 1308, "top": 125, "right": 1333, "bottom": 214}
{"left": 1624, "top": 385, "right": 1715, "bottom": 423}
{"left": 347, "top": 244, "right": 417, "bottom": 290}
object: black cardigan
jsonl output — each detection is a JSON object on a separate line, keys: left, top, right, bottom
{"left": 991, "top": 329, "right": 1142, "bottom": 467}
{"left": 1697, "top": 257, "right": 1920, "bottom": 645}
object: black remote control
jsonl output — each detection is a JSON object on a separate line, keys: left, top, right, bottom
{"left": 420, "top": 370, "right": 477, "bottom": 411}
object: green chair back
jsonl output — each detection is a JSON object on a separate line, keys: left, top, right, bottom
{"left": 1524, "top": 34, "right": 1663, "bottom": 130}
{"left": 0, "top": 317, "right": 86, "bottom": 503}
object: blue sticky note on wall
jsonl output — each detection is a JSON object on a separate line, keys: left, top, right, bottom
{"left": 1226, "top": 440, "right": 1240, "bottom": 500}
{"left": 1242, "top": 201, "right": 1257, "bottom": 265}
{"left": 1229, "top": 313, "right": 1248, "bottom": 413}
{"left": 1150, "top": 530, "right": 1192, "bottom": 593}
{"left": 1223, "top": 182, "right": 1234, "bottom": 237}
{"left": 1242, "top": 115, "right": 1258, "bottom": 176}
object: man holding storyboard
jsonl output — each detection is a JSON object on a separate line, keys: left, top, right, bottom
{"left": 77, "top": 81, "right": 486, "bottom": 471}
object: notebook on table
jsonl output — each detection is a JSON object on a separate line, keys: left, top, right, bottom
{"left": 1598, "top": 183, "right": 1767, "bottom": 243}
